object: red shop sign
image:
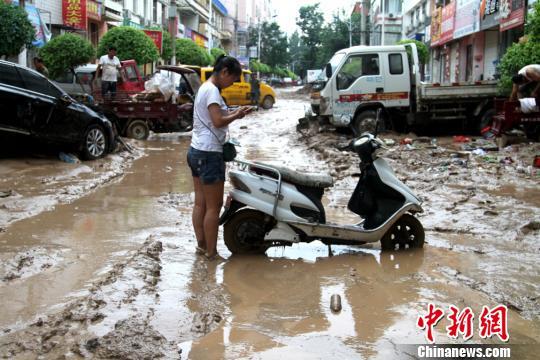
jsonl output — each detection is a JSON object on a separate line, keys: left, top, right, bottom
{"left": 62, "top": 0, "right": 87, "bottom": 30}
{"left": 499, "top": 0, "right": 525, "bottom": 32}
{"left": 143, "top": 30, "right": 163, "bottom": 53}
{"left": 439, "top": 1, "right": 456, "bottom": 45}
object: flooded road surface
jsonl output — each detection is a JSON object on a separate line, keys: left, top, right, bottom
{"left": 1, "top": 88, "right": 539, "bottom": 359}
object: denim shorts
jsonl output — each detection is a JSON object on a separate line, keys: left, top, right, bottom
{"left": 187, "top": 146, "right": 225, "bottom": 184}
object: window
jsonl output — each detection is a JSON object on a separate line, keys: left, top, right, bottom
{"left": 0, "top": 64, "right": 25, "bottom": 88}
{"left": 336, "top": 54, "right": 379, "bottom": 90}
{"left": 124, "top": 65, "right": 139, "bottom": 81}
{"left": 76, "top": 72, "right": 94, "bottom": 85}
{"left": 19, "top": 69, "right": 62, "bottom": 98}
{"left": 389, "top": 54, "right": 403, "bottom": 74}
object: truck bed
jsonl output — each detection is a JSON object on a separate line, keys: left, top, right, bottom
{"left": 419, "top": 81, "right": 499, "bottom": 101}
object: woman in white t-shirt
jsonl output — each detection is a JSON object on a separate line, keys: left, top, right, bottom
{"left": 187, "top": 55, "right": 253, "bottom": 260}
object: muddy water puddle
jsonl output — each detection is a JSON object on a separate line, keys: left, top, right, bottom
{"left": 0, "top": 137, "right": 192, "bottom": 330}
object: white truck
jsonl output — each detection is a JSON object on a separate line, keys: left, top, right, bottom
{"left": 309, "top": 44, "right": 499, "bottom": 135}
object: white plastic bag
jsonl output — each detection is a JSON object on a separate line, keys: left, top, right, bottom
{"left": 518, "top": 98, "right": 539, "bottom": 113}
{"left": 144, "top": 73, "right": 174, "bottom": 101}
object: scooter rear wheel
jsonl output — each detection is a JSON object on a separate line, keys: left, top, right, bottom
{"left": 224, "top": 209, "right": 271, "bottom": 254}
{"left": 380, "top": 214, "right": 424, "bottom": 251}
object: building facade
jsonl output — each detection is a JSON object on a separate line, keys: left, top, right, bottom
{"left": 370, "top": 0, "right": 403, "bottom": 45}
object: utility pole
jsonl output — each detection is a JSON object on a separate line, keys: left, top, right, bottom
{"left": 381, "top": 0, "right": 385, "bottom": 45}
{"left": 169, "top": 0, "right": 177, "bottom": 65}
{"left": 349, "top": 16, "right": 352, "bottom": 47}
{"left": 208, "top": 0, "right": 213, "bottom": 50}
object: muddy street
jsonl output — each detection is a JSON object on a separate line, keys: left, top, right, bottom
{"left": 0, "top": 88, "right": 539, "bottom": 359}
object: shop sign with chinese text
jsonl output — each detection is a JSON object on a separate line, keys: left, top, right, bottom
{"left": 498, "top": 0, "right": 525, "bottom": 31}
{"left": 143, "top": 30, "right": 163, "bottom": 53}
{"left": 439, "top": 1, "right": 456, "bottom": 45}
{"left": 63, "top": 0, "right": 87, "bottom": 30}
{"left": 454, "top": 0, "right": 481, "bottom": 39}
{"left": 480, "top": 0, "right": 500, "bottom": 30}
{"left": 87, "top": 0, "right": 101, "bottom": 21}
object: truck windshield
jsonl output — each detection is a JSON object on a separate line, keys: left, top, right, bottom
{"left": 329, "top": 52, "right": 345, "bottom": 73}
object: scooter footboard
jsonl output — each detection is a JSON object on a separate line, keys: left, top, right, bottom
{"left": 288, "top": 204, "right": 419, "bottom": 243}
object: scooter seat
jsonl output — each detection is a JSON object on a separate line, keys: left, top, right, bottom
{"left": 253, "top": 162, "right": 334, "bottom": 188}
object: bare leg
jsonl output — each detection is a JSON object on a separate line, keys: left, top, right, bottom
{"left": 201, "top": 181, "right": 224, "bottom": 257}
{"left": 192, "top": 176, "right": 206, "bottom": 251}
{"left": 510, "top": 84, "right": 519, "bottom": 101}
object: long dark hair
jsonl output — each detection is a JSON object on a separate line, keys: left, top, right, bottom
{"left": 213, "top": 55, "right": 242, "bottom": 77}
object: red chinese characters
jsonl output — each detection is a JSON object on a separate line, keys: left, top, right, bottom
{"left": 63, "top": 0, "right": 87, "bottom": 30}
{"left": 446, "top": 306, "right": 474, "bottom": 340}
{"left": 417, "top": 304, "right": 510, "bottom": 343}
{"left": 417, "top": 304, "right": 445, "bottom": 343}
{"left": 479, "top": 305, "right": 509, "bottom": 342}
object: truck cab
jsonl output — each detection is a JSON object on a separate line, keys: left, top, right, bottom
{"left": 319, "top": 45, "right": 415, "bottom": 134}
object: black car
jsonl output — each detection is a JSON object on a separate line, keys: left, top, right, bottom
{"left": 0, "top": 60, "right": 115, "bottom": 160}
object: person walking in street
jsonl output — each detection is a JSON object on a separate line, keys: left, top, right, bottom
{"left": 33, "top": 57, "right": 49, "bottom": 78}
{"left": 187, "top": 55, "right": 253, "bottom": 260}
{"left": 250, "top": 73, "right": 260, "bottom": 109}
{"left": 510, "top": 64, "right": 540, "bottom": 102}
{"left": 97, "top": 46, "right": 121, "bottom": 100}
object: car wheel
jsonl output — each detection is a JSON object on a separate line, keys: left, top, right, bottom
{"left": 262, "top": 96, "right": 274, "bottom": 109}
{"left": 82, "top": 124, "right": 108, "bottom": 160}
{"left": 126, "top": 120, "right": 149, "bottom": 140}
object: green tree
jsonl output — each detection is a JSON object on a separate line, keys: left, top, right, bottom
{"left": 318, "top": 12, "right": 356, "bottom": 66}
{"left": 498, "top": 2, "right": 540, "bottom": 94}
{"left": 39, "top": 33, "right": 95, "bottom": 78}
{"left": 288, "top": 31, "right": 307, "bottom": 76}
{"left": 396, "top": 39, "right": 428, "bottom": 65}
{"left": 175, "top": 38, "right": 209, "bottom": 66}
{"left": 248, "top": 22, "right": 288, "bottom": 67}
{"left": 97, "top": 26, "right": 159, "bottom": 64}
{"left": 296, "top": 4, "right": 324, "bottom": 70}
{"left": 0, "top": 2, "right": 35, "bottom": 57}
{"left": 161, "top": 30, "right": 173, "bottom": 62}
{"left": 211, "top": 47, "right": 227, "bottom": 60}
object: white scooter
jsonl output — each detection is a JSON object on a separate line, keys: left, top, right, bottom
{"left": 220, "top": 119, "right": 425, "bottom": 253}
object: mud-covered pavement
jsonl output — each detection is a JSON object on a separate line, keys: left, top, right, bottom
{"left": 1, "top": 88, "right": 539, "bottom": 359}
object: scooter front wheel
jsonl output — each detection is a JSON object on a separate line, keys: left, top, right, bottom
{"left": 224, "top": 209, "right": 272, "bottom": 254}
{"left": 380, "top": 214, "right": 425, "bottom": 251}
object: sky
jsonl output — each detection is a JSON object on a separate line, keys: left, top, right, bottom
{"left": 272, "top": 0, "right": 358, "bottom": 36}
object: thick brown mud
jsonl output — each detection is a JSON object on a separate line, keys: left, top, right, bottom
{"left": 0, "top": 88, "right": 539, "bottom": 359}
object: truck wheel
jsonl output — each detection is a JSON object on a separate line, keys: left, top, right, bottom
{"left": 262, "top": 96, "right": 274, "bottom": 109}
{"left": 81, "top": 124, "right": 108, "bottom": 160}
{"left": 126, "top": 120, "right": 149, "bottom": 140}
{"left": 380, "top": 214, "right": 425, "bottom": 251}
{"left": 478, "top": 108, "right": 495, "bottom": 134}
{"left": 352, "top": 110, "right": 377, "bottom": 136}
{"left": 224, "top": 209, "right": 271, "bottom": 254}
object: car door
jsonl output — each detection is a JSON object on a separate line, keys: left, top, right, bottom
{"left": 0, "top": 62, "right": 33, "bottom": 135}
{"left": 18, "top": 68, "right": 80, "bottom": 142}
{"left": 333, "top": 53, "right": 383, "bottom": 121}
